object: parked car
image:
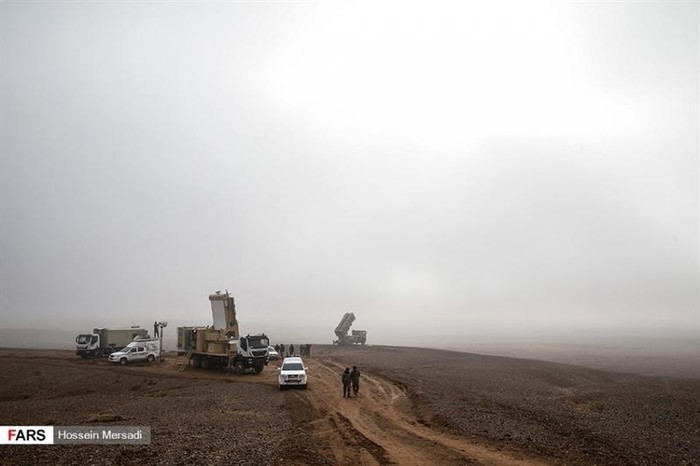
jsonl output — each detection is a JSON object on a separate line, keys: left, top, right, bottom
{"left": 267, "top": 346, "right": 280, "bottom": 361}
{"left": 278, "top": 357, "right": 307, "bottom": 389}
{"left": 109, "top": 339, "right": 160, "bottom": 365}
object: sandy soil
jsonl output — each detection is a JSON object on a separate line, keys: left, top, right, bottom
{"left": 0, "top": 347, "right": 698, "bottom": 465}
{"left": 313, "top": 345, "right": 700, "bottom": 466}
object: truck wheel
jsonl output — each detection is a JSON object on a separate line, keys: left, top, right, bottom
{"left": 119, "top": 358, "right": 127, "bottom": 365}
{"left": 254, "top": 365, "right": 263, "bottom": 374}
{"left": 200, "top": 357, "right": 210, "bottom": 370}
{"left": 147, "top": 354, "right": 155, "bottom": 363}
{"left": 235, "top": 361, "right": 244, "bottom": 374}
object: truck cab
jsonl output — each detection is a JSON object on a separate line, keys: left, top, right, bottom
{"left": 75, "top": 334, "right": 100, "bottom": 357}
{"left": 237, "top": 334, "right": 269, "bottom": 373}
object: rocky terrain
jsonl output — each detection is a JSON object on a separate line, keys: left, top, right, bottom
{"left": 1, "top": 346, "right": 698, "bottom": 465}
{"left": 316, "top": 345, "right": 700, "bottom": 465}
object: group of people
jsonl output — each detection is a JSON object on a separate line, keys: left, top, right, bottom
{"left": 341, "top": 366, "right": 361, "bottom": 398}
{"left": 298, "top": 344, "right": 312, "bottom": 357}
{"left": 274, "top": 343, "right": 312, "bottom": 358}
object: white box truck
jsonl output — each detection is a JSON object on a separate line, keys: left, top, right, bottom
{"left": 75, "top": 327, "right": 149, "bottom": 358}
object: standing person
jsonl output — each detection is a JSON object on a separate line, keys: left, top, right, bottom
{"left": 342, "top": 367, "right": 352, "bottom": 398}
{"left": 350, "top": 366, "right": 361, "bottom": 396}
{"left": 307, "top": 344, "right": 312, "bottom": 358}
{"left": 153, "top": 321, "right": 159, "bottom": 338}
{"left": 280, "top": 344, "right": 285, "bottom": 358}
{"left": 289, "top": 343, "right": 295, "bottom": 356}
{"left": 274, "top": 344, "right": 280, "bottom": 355}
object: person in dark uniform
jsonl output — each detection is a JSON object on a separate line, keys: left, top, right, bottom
{"left": 342, "top": 367, "right": 352, "bottom": 397}
{"left": 289, "top": 343, "right": 295, "bottom": 356}
{"left": 350, "top": 366, "right": 361, "bottom": 395}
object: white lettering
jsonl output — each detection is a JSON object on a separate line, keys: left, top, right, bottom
{"left": 58, "top": 430, "right": 100, "bottom": 440}
{"left": 102, "top": 430, "right": 143, "bottom": 440}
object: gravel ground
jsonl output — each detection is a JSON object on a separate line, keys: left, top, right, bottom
{"left": 0, "top": 355, "right": 295, "bottom": 466}
{"left": 315, "top": 344, "right": 700, "bottom": 466}
{"left": 2, "top": 347, "right": 699, "bottom": 465}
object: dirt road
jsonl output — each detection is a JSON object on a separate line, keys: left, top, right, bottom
{"left": 293, "top": 358, "right": 547, "bottom": 465}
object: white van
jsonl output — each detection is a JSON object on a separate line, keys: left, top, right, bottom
{"left": 109, "top": 339, "right": 160, "bottom": 365}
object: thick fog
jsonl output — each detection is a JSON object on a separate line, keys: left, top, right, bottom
{"left": 1, "top": 2, "right": 697, "bottom": 346}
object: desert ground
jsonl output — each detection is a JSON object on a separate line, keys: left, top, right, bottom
{"left": 0, "top": 346, "right": 698, "bottom": 466}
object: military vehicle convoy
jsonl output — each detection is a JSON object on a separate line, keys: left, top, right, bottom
{"left": 75, "top": 327, "right": 149, "bottom": 358}
{"left": 77, "top": 291, "right": 379, "bottom": 376}
{"left": 333, "top": 312, "right": 367, "bottom": 345}
{"left": 177, "top": 291, "right": 269, "bottom": 373}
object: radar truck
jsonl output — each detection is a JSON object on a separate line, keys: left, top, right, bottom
{"left": 75, "top": 327, "right": 149, "bottom": 358}
{"left": 333, "top": 312, "right": 367, "bottom": 345}
{"left": 177, "top": 291, "right": 269, "bottom": 373}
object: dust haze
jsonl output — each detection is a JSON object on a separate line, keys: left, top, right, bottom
{"left": 1, "top": 2, "right": 698, "bottom": 367}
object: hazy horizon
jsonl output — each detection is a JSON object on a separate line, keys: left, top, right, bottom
{"left": 1, "top": 2, "right": 697, "bottom": 345}
{"left": 2, "top": 325, "right": 699, "bottom": 380}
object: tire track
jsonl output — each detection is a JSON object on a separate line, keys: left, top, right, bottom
{"left": 302, "top": 358, "right": 549, "bottom": 465}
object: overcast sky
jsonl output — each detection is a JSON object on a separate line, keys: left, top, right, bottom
{"left": 1, "top": 1, "right": 697, "bottom": 345}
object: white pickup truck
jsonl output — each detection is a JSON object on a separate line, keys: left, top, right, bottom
{"left": 108, "top": 338, "right": 160, "bottom": 365}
